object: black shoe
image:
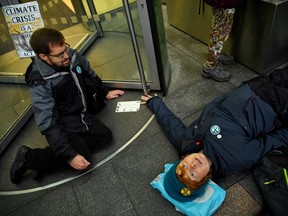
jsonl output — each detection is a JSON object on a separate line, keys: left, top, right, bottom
{"left": 10, "top": 145, "right": 30, "bottom": 184}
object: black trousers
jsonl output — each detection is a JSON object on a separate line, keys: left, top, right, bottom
{"left": 246, "top": 66, "right": 288, "bottom": 124}
{"left": 26, "top": 120, "right": 112, "bottom": 171}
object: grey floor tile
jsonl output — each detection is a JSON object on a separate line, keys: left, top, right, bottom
{"left": 239, "top": 174, "right": 263, "bottom": 205}
{"left": 0, "top": 190, "right": 48, "bottom": 216}
{"left": 72, "top": 164, "right": 137, "bottom": 216}
{"left": 5, "top": 184, "right": 80, "bottom": 216}
{"left": 215, "top": 183, "right": 261, "bottom": 216}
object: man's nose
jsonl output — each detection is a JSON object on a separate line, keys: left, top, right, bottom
{"left": 191, "top": 160, "right": 199, "bottom": 168}
{"left": 190, "top": 162, "right": 196, "bottom": 168}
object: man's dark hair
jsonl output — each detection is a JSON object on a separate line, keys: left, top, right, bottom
{"left": 29, "top": 28, "right": 65, "bottom": 55}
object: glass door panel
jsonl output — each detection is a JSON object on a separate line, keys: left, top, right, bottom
{"left": 85, "top": 0, "right": 152, "bottom": 86}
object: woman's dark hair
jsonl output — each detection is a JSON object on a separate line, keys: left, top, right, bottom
{"left": 29, "top": 28, "right": 65, "bottom": 55}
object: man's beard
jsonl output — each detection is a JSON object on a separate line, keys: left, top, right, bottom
{"left": 51, "top": 58, "right": 70, "bottom": 69}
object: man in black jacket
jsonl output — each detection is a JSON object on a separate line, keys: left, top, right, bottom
{"left": 141, "top": 66, "right": 288, "bottom": 200}
{"left": 10, "top": 28, "right": 124, "bottom": 184}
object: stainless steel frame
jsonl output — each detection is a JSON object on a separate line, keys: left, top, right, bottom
{"left": 123, "top": 0, "right": 148, "bottom": 95}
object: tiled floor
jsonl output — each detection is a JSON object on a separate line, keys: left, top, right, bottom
{"left": 0, "top": 4, "right": 276, "bottom": 216}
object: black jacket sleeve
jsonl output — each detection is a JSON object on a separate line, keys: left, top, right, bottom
{"left": 147, "top": 97, "right": 197, "bottom": 153}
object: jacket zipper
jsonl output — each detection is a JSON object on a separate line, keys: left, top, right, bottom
{"left": 70, "top": 54, "right": 89, "bottom": 131}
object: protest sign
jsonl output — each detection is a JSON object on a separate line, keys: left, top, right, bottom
{"left": 2, "top": 1, "right": 44, "bottom": 58}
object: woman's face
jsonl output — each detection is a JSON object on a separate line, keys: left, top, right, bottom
{"left": 178, "top": 152, "right": 211, "bottom": 182}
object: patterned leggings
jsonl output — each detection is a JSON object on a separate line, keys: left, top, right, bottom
{"left": 206, "top": 7, "right": 235, "bottom": 69}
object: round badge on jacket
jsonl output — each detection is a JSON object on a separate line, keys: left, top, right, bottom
{"left": 76, "top": 66, "right": 82, "bottom": 74}
{"left": 210, "top": 125, "right": 221, "bottom": 135}
{"left": 181, "top": 187, "right": 191, "bottom": 196}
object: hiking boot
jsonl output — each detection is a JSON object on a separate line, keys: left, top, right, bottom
{"left": 218, "top": 53, "right": 234, "bottom": 65}
{"left": 202, "top": 65, "right": 231, "bottom": 82}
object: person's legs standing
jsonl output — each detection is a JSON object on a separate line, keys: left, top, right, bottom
{"left": 202, "top": 7, "right": 235, "bottom": 82}
{"left": 206, "top": 7, "right": 235, "bottom": 68}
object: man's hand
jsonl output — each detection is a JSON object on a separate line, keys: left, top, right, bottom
{"left": 140, "top": 94, "right": 154, "bottom": 104}
{"left": 69, "top": 154, "right": 90, "bottom": 170}
{"left": 106, "top": 90, "right": 124, "bottom": 100}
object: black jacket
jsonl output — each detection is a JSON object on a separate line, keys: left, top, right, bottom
{"left": 147, "top": 84, "right": 288, "bottom": 177}
{"left": 25, "top": 48, "right": 108, "bottom": 161}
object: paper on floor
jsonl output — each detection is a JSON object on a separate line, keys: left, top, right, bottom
{"left": 115, "top": 101, "right": 141, "bottom": 112}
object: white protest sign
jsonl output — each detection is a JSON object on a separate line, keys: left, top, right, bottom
{"left": 2, "top": 1, "right": 44, "bottom": 58}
